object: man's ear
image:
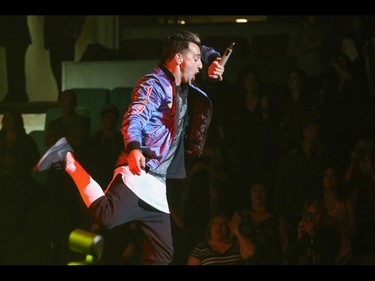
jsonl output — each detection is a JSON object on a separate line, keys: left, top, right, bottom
{"left": 176, "top": 53, "right": 183, "bottom": 65}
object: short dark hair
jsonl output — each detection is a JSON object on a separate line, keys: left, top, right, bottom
{"left": 1, "top": 108, "right": 25, "bottom": 135}
{"left": 101, "top": 104, "right": 119, "bottom": 118}
{"left": 204, "top": 212, "right": 230, "bottom": 241}
{"left": 59, "top": 89, "right": 77, "bottom": 103}
{"left": 160, "top": 30, "right": 201, "bottom": 65}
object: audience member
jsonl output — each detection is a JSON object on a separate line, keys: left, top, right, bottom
{"left": 274, "top": 117, "right": 331, "bottom": 230}
{"left": 231, "top": 181, "right": 288, "bottom": 265}
{"left": 44, "top": 89, "right": 90, "bottom": 153}
{"left": 319, "top": 53, "right": 353, "bottom": 166}
{"left": 341, "top": 16, "right": 375, "bottom": 142}
{"left": 187, "top": 212, "right": 254, "bottom": 265}
{"left": 287, "top": 15, "right": 334, "bottom": 93}
{"left": 0, "top": 16, "right": 31, "bottom": 102}
{"left": 322, "top": 165, "right": 355, "bottom": 264}
{"left": 276, "top": 68, "right": 320, "bottom": 154}
{"left": 226, "top": 68, "right": 279, "bottom": 190}
{"left": 285, "top": 199, "right": 341, "bottom": 265}
{"left": 81, "top": 104, "right": 123, "bottom": 189}
{"left": 44, "top": 16, "right": 85, "bottom": 96}
{"left": 0, "top": 108, "right": 40, "bottom": 231}
{"left": 343, "top": 137, "right": 375, "bottom": 260}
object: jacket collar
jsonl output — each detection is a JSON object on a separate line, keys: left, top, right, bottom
{"left": 159, "top": 64, "right": 175, "bottom": 83}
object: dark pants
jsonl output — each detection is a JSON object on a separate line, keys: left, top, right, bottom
{"left": 4, "top": 44, "right": 29, "bottom": 102}
{"left": 89, "top": 174, "right": 173, "bottom": 265}
{"left": 48, "top": 43, "right": 75, "bottom": 95}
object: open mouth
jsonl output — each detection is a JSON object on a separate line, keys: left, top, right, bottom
{"left": 192, "top": 71, "right": 200, "bottom": 81}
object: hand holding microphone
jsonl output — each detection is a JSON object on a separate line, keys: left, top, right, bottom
{"left": 208, "top": 42, "right": 235, "bottom": 81}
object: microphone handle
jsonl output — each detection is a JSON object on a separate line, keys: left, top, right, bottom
{"left": 219, "top": 42, "right": 235, "bottom": 66}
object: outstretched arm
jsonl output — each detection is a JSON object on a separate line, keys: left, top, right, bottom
{"left": 200, "top": 45, "right": 225, "bottom": 81}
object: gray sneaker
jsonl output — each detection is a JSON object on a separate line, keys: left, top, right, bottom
{"left": 34, "top": 137, "right": 74, "bottom": 172}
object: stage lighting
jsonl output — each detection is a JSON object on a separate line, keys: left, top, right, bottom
{"left": 67, "top": 228, "right": 104, "bottom": 265}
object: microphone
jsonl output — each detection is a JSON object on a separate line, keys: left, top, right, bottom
{"left": 219, "top": 42, "right": 235, "bottom": 66}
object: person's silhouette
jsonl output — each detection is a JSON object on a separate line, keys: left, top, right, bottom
{"left": 0, "top": 16, "right": 31, "bottom": 103}
{"left": 44, "top": 16, "right": 85, "bottom": 97}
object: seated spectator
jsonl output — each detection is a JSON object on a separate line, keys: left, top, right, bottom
{"left": 187, "top": 212, "right": 254, "bottom": 265}
{"left": 231, "top": 180, "right": 288, "bottom": 265}
{"left": 45, "top": 89, "right": 90, "bottom": 155}
{"left": 81, "top": 104, "right": 123, "bottom": 189}
{"left": 277, "top": 68, "right": 320, "bottom": 154}
{"left": 322, "top": 165, "right": 355, "bottom": 264}
{"left": 285, "top": 199, "right": 341, "bottom": 265}
{"left": 0, "top": 108, "right": 40, "bottom": 231}
{"left": 343, "top": 137, "right": 375, "bottom": 260}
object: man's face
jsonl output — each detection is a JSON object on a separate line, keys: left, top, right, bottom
{"left": 60, "top": 91, "right": 76, "bottom": 113}
{"left": 305, "top": 206, "right": 322, "bottom": 226}
{"left": 180, "top": 42, "right": 202, "bottom": 84}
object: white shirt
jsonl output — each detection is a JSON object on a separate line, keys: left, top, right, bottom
{"left": 106, "top": 166, "right": 170, "bottom": 214}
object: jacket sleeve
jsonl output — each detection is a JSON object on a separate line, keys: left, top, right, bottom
{"left": 200, "top": 45, "right": 221, "bottom": 65}
{"left": 121, "top": 76, "right": 163, "bottom": 152}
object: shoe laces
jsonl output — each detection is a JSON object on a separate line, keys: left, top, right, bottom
{"left": 51, "top": 161, "right": 65, "bottom": 171}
